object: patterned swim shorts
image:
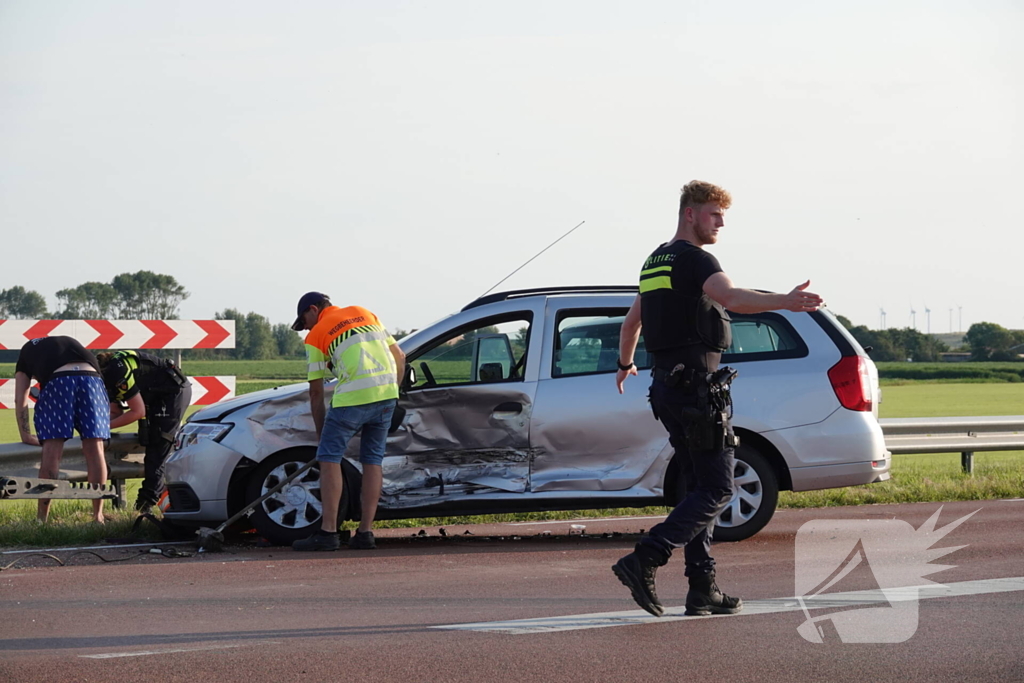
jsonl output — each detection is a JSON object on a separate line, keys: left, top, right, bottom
{"left": 34, "top": 372, "right": 111, "bottom": 441}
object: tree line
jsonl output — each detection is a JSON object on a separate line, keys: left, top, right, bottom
{"left": 836, "top": 316, "right": 1024, "bottom": 362}
{"left": 0, "top": 273, "right": 187, "bottom": 320}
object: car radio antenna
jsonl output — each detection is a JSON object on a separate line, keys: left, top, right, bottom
{"left": 478, "top": 220, "right": 586, "bottom": 299}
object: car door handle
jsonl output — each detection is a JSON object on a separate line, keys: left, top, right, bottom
{"left": 493, "top": 402, "right": 523, "bottom": 416}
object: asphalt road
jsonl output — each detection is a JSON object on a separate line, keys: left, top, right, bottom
{"left": 2, "top": 500, "right": 1023, "bottom": 683}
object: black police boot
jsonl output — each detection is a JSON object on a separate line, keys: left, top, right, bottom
{"left": 612, "top": 544, "right": 666, "bottom": 617}
{"left": 684, "top": 571, "right": 743, "bottom": 616}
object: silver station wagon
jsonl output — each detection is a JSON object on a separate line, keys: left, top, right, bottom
{"left": 164, "top": 286, "right": 890, "bottom": 545}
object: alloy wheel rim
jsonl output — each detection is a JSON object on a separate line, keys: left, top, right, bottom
{"left": 260, "top": 460, "right": 323, "bottom": 530}
{"left": 717, "top": 458, "right": 763, "bottom": 528}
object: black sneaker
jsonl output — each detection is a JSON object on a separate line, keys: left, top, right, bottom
{"left": 348, "top": 530, "right": 376, "bottom": 550}
{"left": 612, "top": 552, "right": 664, "bottom": 617}
{"left": 684, "top": 573, "right": 743, "bottom": 616}
{"left": 292, "top": 529, "right": 341, "bottom": 552}
{"left": 134, "top": 496, "right": 157, "bottom": 513}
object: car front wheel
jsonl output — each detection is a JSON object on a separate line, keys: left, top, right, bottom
{"left": 713, "top": 444, "right": 779, "bottom": 542}
{"left": 245, "top": 448, "right": 345, "bottom": 546}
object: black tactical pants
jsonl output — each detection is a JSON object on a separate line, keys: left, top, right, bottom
{"left": 639, "top": 378, "right": 736, "bottom": 577}
{"left": 139, "top": 383, "right": 192, "bottom": 506}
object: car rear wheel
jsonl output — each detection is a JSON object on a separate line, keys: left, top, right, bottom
{"left": 714, "top": 444, "right": 779, "bottom": 542}
{"left": 245, "top": 448, "right": 345, "bottom": 546}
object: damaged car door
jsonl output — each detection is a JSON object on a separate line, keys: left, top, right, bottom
{"left": 530, "top": 306, "right": 666, "bottom": 493}
{"left": 379, "top": 314, "right": 536, "bottom": 508}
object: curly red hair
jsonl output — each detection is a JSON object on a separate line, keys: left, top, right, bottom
{"left": 679, "top": 180, "right": 732, "bottom": 214}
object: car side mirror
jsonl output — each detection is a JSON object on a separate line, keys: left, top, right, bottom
{"left": 403, "top": 364, "right": 416, "bottom": 390}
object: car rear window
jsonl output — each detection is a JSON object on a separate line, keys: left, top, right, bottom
{"left": 553, "top": 311, "right": 652, "bottom": 378}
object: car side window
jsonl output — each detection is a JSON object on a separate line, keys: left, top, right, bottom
{"left": 553, "top": 313, "right": 652, "bottom": 378}
{"left": 722, "top": 313, "right": 807, "bottom": 361}
{"left": 411, "top": 316, "right": 531, "bottom": 388}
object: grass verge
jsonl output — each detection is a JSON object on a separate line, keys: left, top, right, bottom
{"left": 0, "top": 480, "right": 163, "bottom": 549}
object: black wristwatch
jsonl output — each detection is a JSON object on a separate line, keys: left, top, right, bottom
{"left": 617, "top": 359, "right": 635, "bottom": 371}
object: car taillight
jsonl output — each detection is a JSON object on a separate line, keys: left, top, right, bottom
{"left": 828, "top": 355, "right": 873, "bottom": 412}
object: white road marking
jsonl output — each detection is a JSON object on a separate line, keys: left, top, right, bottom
{"left": 507, "top": 516, "right": 664, "bottom": 526}
{"left": 80, "top": 641, "right": 281, "bottom": 659}
{"left": 433, "top": 577, "right": 1024, "bottom": 634}
{"left": 999, "top": 498, "right": 1024, "bottom": 502}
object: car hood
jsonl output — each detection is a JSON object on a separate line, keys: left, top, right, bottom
{"left": 187, "top": 381, "right": 309, "bottom": 422}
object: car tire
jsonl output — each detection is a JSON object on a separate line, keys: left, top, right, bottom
{"left": 713, "top": 444, "right": 779, "bottom": 542}
{"left": 245, "top": 448, "right": 345, "bottom": 546}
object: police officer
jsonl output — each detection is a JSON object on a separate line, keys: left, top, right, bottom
{"left": 96, "top": 350, "right": 192, "bottom": 512}
{"left": 612, "top": 180, "right": 822, "bottom": 617}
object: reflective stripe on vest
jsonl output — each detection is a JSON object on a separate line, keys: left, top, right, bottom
{"left": 639, "top": 265, "right": 673, "bottom": 293}
{"left": 329, "top": 329, "right": 398, "bottom": 407}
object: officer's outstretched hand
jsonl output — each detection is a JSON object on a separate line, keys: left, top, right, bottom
{"left": 616, "top": 366, "right": 638, "bottom": 394}
{"left": 782, "top": 280, "right": 823, "bottom": 312}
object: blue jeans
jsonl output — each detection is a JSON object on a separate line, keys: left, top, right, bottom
{"left": 317, "top": 399, "right": 397, "bottom": 465}
{"left": 638, "top": 380, "right": 736, "bottom": 577}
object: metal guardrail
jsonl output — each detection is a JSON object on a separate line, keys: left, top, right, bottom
{"left": 880, "top": 416, "right": 1024, "bottom": 473}
{"left": 0, "top": 433, "right": 145, "bottom": 482}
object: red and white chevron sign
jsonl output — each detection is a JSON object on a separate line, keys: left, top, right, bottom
{"left": 0, "top": 379, "right": 41, "bottom": 409}
{"left": 0, "top": 320, "right": 235, "bottom": 350}
{"left": 190, "top": 376, "right": 236, "bottom": 405}
{"left": 0, "top": 376, "right": 235, "bottom": 408}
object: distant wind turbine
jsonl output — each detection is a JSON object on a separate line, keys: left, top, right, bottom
{"left": 924, "top": 305, "right": 931, "bottom": 334}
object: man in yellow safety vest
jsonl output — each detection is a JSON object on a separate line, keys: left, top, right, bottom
{"left": 290, "top": 291, "right": 405, "bottom": 551}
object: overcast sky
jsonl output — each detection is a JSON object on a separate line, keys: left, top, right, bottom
{"left": 2, "top": 0, "right": 1021, "bottom": 335}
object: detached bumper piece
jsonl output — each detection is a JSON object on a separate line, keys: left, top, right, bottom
{"left": 0, "top": 476, "right": 121, "bottom": 501}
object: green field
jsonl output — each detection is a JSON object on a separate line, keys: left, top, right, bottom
{"left": 876, "top": 361, "right": 1024, "bottom": 384}
{"left": 878, "top": 382, "right": 1024, "bottom": 417}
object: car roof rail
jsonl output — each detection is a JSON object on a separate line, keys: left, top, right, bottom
{"left": 461, "top": 285, "right": 639, "bottom": 311}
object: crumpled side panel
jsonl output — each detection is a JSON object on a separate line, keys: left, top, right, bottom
{"left": 242, "top": 383, "right": 538, "bottom": 505}
{"left": 379, "top": 448, "right": 536, "bottom": 508}
{"left": 381, "top": 385, "right": 535, "bottom": 504}
{"left": 387, "top": 386, "right": 532, "bottom": 453}
{"left": 243, "top": 386, "right": 321, "bottom": 460}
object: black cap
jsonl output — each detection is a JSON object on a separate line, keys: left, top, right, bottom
{"left": 292, "top": 292, "right": 329, "bottom": 331}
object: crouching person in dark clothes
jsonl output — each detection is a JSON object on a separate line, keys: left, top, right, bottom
{"left": 96, "top": 350, "right": 192, "bottom": 513}
{"left": 612, "top": 180, "right": 823, "bottom": 617}
{"left": 15, "top": 336, "right": 111, "bottom": 523}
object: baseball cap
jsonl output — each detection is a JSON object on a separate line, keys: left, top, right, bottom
{"left": 291, "top": 292, "right": 329, "bottom": 331}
